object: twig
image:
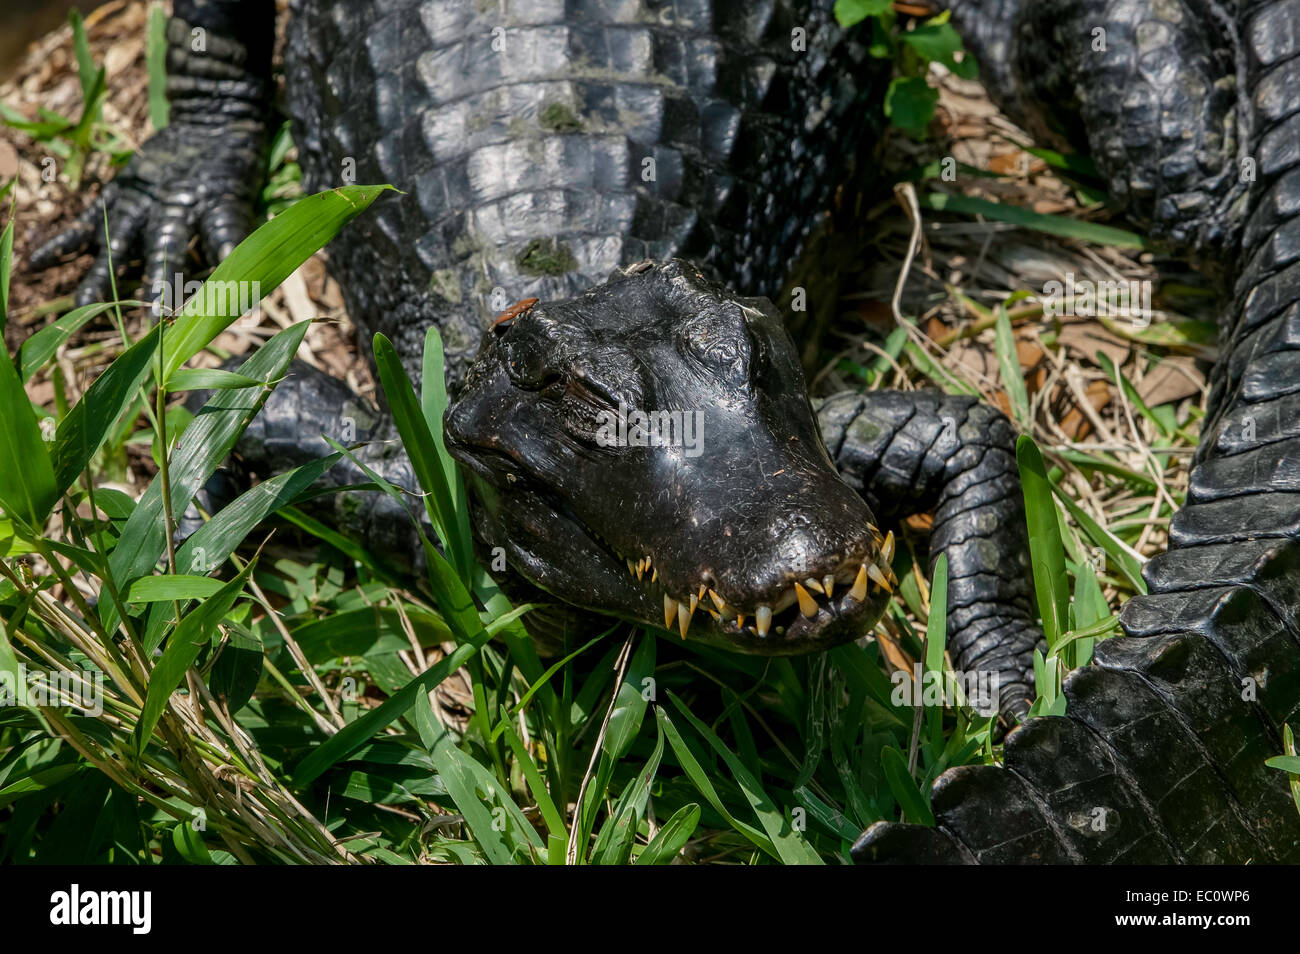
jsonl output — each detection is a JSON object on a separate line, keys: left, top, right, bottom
{"left": 565, "top": 629, "right": 635, "bottom": 865}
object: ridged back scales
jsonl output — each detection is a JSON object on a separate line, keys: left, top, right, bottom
{"left": 283, "top": 0, "right": 884, "bottom": 384}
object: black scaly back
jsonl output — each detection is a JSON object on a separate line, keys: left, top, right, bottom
{"left": 284, "top": 0, "right": 884, "bottom": 386}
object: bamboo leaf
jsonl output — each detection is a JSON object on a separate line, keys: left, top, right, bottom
{"left": 19, "top": 301, "right": 147, "bottom": 382}
{"left": 49, "top": 323, "right": 160, "bottom": 496}
{"left": 105, "top": 321, "right": 311, "bottom": 631}
{"left": 125, "top": 574, "right": 225, "bottom": 603}
{"left": 0, "top": 340, "right": 58, "bottom": 531}
{"left": 160, "top": 185, "right": 395, "bottom": 385}
{"left": 136, "top": 557, "right": 255, "bottom": 753}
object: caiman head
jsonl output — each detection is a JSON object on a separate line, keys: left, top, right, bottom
{"left": 444, "top": 259, "right": 895, "bottom": 654}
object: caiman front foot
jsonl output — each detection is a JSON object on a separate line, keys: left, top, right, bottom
{"left": 29, "top": 5, "right": 273, "bottom": 305}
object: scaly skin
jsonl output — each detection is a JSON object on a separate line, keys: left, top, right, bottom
{"left": 818, "top": 392, "right": 1039, "bottom": 719}
{"left": 854, "top": 0, "right": 1300, "bottom": 864}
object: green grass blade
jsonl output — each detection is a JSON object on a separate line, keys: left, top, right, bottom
{"left": 291, "top": 625, "right": 490, "bottom": 788}
{"left": 924, "top": 554, "right": 948, "bottom": 755}
{"left": 994, "top": 305, "right": 1031, "bottom": 427}
{"left": 592, "top": 720, "right": 665, "bottom": 864}
{"left": 635, "top": 803, "right": 700, "bottom": 864}
{"left": 145, "top": 2, "right": 169, "bottom": 130}
{"left": 1049, "top": 481, "right": 1147, "bottom": 594}
{"left": 0, "top": 197, "right": 13, "bottom": 332}
{"left": 489, "top": 633, "right": 606, "bottom": 742}
{"left": 654, "top": 706, "right": 777, "bottom": 857}
{"left": 1268, "top": 724, "right": 1300, "bottom": 820}
{"left": 416, "top": 696, "right": 542, "bottom": 863}
{"left": 320, "top": 436, "right": 485, "bottom": 646}
{"left": 880, "top": 746, "right": 935, "bottom": 826}
{"left": 68, "top": 10, "right": 97, "bottom": 99}
{"left": 498, "top": 715, "right": 566, "bottom": 841}
{"left": 372, "top": 332, "right": 472, "bottom": 578}
{"left": 1016, "top": 434, "right": 1069, "bottom": 648}
{"left": 603, "top": 633, "right": 655, "bottom": 760}
{"left": 902, "top": 338, "right": 980, "bottom": 396}
{"left": 1094, "top": 351, "right": 1173, "bottom": 440}
{"left": 666, "top": 693, "right": 823, "bottom": 864}
{"left": 420, "top": 326, "right": 467, "bottom": 532}
{"left": 918, "top": 192, "right": 1146, "bottom": 249}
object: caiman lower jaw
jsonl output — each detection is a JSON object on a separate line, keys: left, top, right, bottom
{"left": 595, "top": 528, "right": 899, "bottom": 655}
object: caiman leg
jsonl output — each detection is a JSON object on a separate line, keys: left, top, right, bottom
{"left": 853, "top": 0, "right": 1300, "bottom": 864}
{"left": 178, "top": 359, "right": 434, "bottom": 572}
{"left": 28, "top": 0, "right": 272, "bottom": 304}
{"left": 818, "top": 391, "right": 1040, "bottom": 724}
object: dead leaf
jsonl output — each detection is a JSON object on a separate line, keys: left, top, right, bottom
{"left": 1136, "top": 355, "right": 1203, "bottom": 408}
{"left": 1057, "top": 321, "right": 1131, "bottom": 367}
{"left": 1057, "top": 377, "right": 1111, "bottom": 440}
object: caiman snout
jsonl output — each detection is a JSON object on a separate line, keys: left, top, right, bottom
{"left": 446, "top": 259, "right": 895, "bottom": 654}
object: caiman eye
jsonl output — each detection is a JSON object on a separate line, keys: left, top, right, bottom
{"left": 552, "top": 368, "right": 640, "bottom": 443}
{"left": 684, "top": 321, "right": 752, "bottom": 386}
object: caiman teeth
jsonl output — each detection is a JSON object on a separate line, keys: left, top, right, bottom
{"left": 755, "top": 605, "right": 772, "bottom": 637}
{"left": 626, "top": 558, "right": 636, "bottom": 577}
{"left": 849, "top": 564, "right": 869, "bottom": 602}
{"left": 803, "top": 577, "right": 824, "bottom": 595}
{"left": 793, "top": 581, "right": 819, "bottom": 618}
{"left": 881, "top": 530, "right": 895, "bottom": 564}
{"left": 867, "top": 563, "right": 892, "bottom": 593}
{"left": 677, "top": 599, "right": 693, "bottom": 639}
{"left": 651, "top": 567, "right": 658, "bottom": 582}
{"left": 708, "top": 588, "right": 728, "bottom": 613}
{"left": 689, "top": 592, "right": 699, "bottom": 614}
{"left": 636, "top": 557, "right": 647, "bottom": 581}
{"left": 822, "top": 575, "right": 835, "bottom": 599}
{"left": 664, "top": 593, "right": 678, "bottom": 630}
{"left": 697, "top": 583, "right": 707, "bottom": 602}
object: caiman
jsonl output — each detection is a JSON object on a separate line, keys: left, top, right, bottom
{"left": 27, "top": 0, "right": 1300, "bottom": 863}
